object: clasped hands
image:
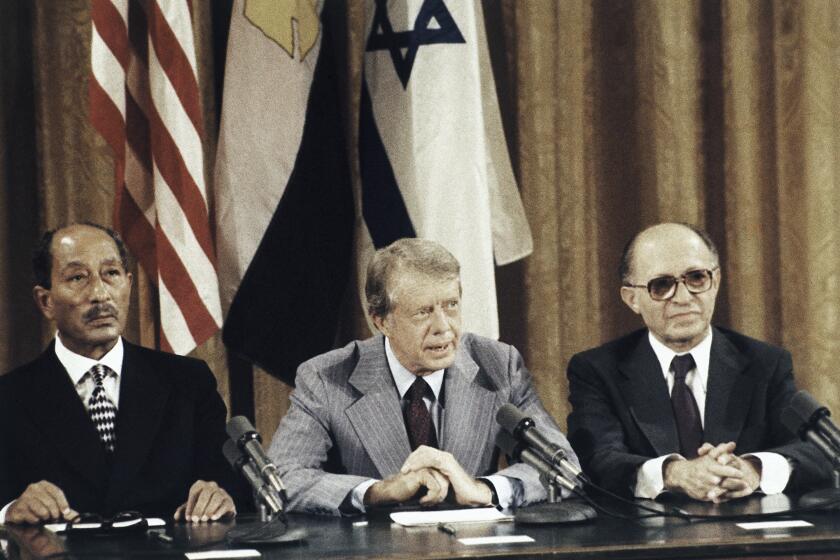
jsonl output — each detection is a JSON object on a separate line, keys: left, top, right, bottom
{"left": 365, "top": 445, "right": 493, "bottom": 507}
{"left": 663, "top": 441, "right": 761, "bottom": 502}
{"left": 6, "top": 480, "right": 235, "bottom": 525}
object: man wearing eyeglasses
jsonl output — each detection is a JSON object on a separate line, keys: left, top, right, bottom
{"left": 567, "top": 222, "right": 830, "bottom": 502}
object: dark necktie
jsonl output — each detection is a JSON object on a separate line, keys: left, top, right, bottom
{"left": 87, "top": 364, "right": 118, "bottom": 453}
{"left": 670, "top": 354, "right": 703, "bottom": 458}
{"left": 404, "top": 376, "right": 438, "bottom": 450}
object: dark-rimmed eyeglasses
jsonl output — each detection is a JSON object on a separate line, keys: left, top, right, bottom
{"left": 624, "top": 268, "right": 718, "bottom": 301}
{"left": 66, "top": 511, "right": 147, "bottom": 536}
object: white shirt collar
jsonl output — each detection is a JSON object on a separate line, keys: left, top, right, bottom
{"left": 54, "top": 333, "right": 124, "bottom": 386}
{"left": 384, "top": 337, "right": 444, "bottom": 400}
{"left": 648, "top": 328, "right": 713, "bottom": 387}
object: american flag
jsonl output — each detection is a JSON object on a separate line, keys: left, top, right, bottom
{"left": 89, "top": 0, "right": 221, "bottom": 354}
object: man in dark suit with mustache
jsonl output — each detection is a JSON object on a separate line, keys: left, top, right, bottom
{"left": 0, "top": 223, "right": 238, "bottom": 524}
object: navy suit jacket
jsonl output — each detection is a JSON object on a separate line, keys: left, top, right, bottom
{"left": 567, "top": 327, "right": 832, "bottom": 495}
{"left": 0, "top": 340, "right": 240, "bottom": 517}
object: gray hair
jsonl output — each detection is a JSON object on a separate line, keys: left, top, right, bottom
{"left": 365, "top": 238, "right": 460, "bottom": 318}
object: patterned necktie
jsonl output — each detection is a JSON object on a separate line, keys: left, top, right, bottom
{"left": 404, "top": 376, "right": 438, "bottom": 450}
{"left": 87, "top": 364, "right": 118, "bottom": 453}
{"left": 670, "top": 354, "right": 703, "bottom": 458}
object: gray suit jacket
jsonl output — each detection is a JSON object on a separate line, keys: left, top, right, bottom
{"left": 268, "top": 333, "right": 576, "bottom": 515}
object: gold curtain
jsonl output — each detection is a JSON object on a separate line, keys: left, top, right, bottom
{"left": 2, "top": 0, "right": 839, "bottom": 440}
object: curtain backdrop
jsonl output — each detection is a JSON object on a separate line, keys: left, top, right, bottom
{"left": 2, "top": 0, "right": 839, "bottom": 440}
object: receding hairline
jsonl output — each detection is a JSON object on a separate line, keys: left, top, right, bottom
{"left": 621, "top": 222, "right": 719, "bottom": 282}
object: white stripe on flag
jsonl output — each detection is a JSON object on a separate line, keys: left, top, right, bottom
{"left": 147, "top": 43, "right": 207, "bottom": 202}
{"left": 158, "top": 275, "right": 196, "bottom": 355}
{"left": 153, "top": 163, "right": 223, "bottom": 324}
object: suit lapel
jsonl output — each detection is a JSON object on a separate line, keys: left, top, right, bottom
{"left": 107, "top": 342, "right": 170, "bottom": 503}
{"left": 22, "top": 345, "right": 109, "bottom": 491}
{"left": 439, "top": 350, "right": 497, "bottom": 475}
{"left": 346, "top": 336, "right": 411, "bottom": 478}
{"left": 619, "top": 335, "right": 681, "bottom": 456}
{"left": 703, "top": 329, "right": 751, "bottom": 444}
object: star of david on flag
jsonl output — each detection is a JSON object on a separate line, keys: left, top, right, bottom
{"left": 358, "top": 0, "right": 533, "bottom": 340}
{"left": 366, "top": 0, "right": 465, "bottom": 88}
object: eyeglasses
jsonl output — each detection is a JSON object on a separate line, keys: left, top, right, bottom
{"left": 66, "top": 511, "right": 147, "bottom": 536}
{"left": 624, "top": 268, "right": 718, "bottom": 301}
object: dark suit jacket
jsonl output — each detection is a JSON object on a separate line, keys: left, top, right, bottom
{"left": 567, "top": 327, "right": 832, "bottom": 496}
{"left": 0, "top": 340, "right": 240, "bottom": 517}
{"left": 268, "top": 333, "right": 577, "bottom": 515}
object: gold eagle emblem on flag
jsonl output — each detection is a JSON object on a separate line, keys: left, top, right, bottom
{"left": 244, "top": 0, "right": 320, "bottom": 60}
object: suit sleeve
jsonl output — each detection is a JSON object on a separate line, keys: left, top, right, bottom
{"left": 567, "top": 353, "right": 651, "bottom": 495}
{"left": 267, "top": 363, "right": 370, "bottom": 516}
{"left": 190, "top": 363, "right": 249, "bottom": 508}
{"left": 494, "top": 344, "right": 580, "bottom": 506}
{"left": 761, "top": 350, "right": 833, "bottom": 490}
{"left": 0, "top": 387, "right": 16, "bottom": 507}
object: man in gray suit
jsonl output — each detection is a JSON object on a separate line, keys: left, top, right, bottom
{"left": 268, "top": 238, "right": 577, "bottom": 515}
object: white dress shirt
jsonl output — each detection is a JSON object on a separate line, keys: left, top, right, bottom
{"left": 0, "top": 336, "right": 124, "bottom": 524}
{"left": 634, "top": 329, "right": 791, "bottom": 498}
{"left": 350, "top": 337, "right": 514, "bottom": 512}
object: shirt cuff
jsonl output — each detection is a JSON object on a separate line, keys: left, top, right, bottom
{"left": 350, "top": 479, "right": 379, "bottom": 513}
{"left": 483, "top": 475, "right": 516, "bottom": 509}
{"left": 634, "top": 454, "right": 683, "bottom": 499}
{"left": 745, "top": 452, "right": 791, "bottom": 495}
{"left": 0, "top": 500, "right": 12, "bottom": 525}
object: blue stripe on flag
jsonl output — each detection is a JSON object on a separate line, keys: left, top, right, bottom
{"left": 359, "top": 79, "right": 416, "bottom": 248}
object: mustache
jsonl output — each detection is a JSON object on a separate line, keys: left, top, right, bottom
{"left": 83, "top": 304, "right": 119, "bottom": 322}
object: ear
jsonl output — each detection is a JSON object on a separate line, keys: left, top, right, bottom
{"left": 33, "top": 285, "right": 55, "bottom": 321}
{"left": 126, "top": 270, "right": 133, "bottom": 292}
{"left": 371, "top": 313, "right": 390, "bottom": 337}
{"left": 620, "top": 286, "right": 642, "bottom": 315}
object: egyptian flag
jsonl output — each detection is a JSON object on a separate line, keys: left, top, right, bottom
{"left": 359, "top": 0, "right": 532, "bottom": 339}
{"left": 215, "top": 0, "right": 354, "bottom": 386}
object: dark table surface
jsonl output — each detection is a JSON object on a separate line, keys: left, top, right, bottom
{"left": 4, "top": 493, "right": 840, "bottom": 559}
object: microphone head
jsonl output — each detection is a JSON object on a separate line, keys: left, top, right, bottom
{"left": 780, "top": 404, "right": 808, "bottom": 439}
{"left": 496, "top": 404, "right": 527, "bottom": 434}
{"left": 222, "top": 439, "right": 244, "bottom": 467}
{"left": 226, "top": 415, "right": 259, "bottom": 442}
{"left": 495, "top": 429, "right": 522, "bottom": 457}
{"left": 791, "top": 390, "right": 828, "bottom": 421}
{"left": 782, "top": 390, "right": 829, "bottom": 439}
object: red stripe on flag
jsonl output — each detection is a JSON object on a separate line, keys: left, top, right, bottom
{"left": 160, "top": 331, "right": 173, "bottom": 354}
{"left": 147, "top": 102, "right": 216, "bottom": 263}
{"left": 148, "top": 1, "right": 204, "bottom": 135}
{"left": 125, "top": 93, "right": 152, "bottom": 173}
{"left": 155, "top": 228, "right": 218, "bottom": 343}
{"left": 91, "top": 0, "right": 130, "bottom": 69}
{"left": 115, "top": 187, "right": 157, "bottom": 280}
{"left": 89, "top": 78, "right": 126, "bottom": 180}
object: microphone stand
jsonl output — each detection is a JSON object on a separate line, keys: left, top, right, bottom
{"left": 797, "top": 431, "right": 840, "bottom": 510}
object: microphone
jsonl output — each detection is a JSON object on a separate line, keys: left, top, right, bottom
{"left": 496, "top": 404, "right": 586, "bottom": 484}
{"left": 226, "top": 416, "right": 287, "bottom": 499}
{"left": 495, "top": 430, "right": 577, "bottom": 492}
{"left": 222, "top": 439, "right": 283, "bottom": 514}
{"left": 783, "top": 391, "right": 840, "bottom": 454}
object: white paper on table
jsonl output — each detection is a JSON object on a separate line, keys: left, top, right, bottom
{"left": 459, "top": 535, "right": 535, "bottom": 546}
{"left": 736, "top": 520, "right": 813, "bottom": 530}
{"left": 390, "top": 507, "right": 513, "bottom": 526}
{"left": 185, "top": 550, "right": 261, "bottom": 559}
